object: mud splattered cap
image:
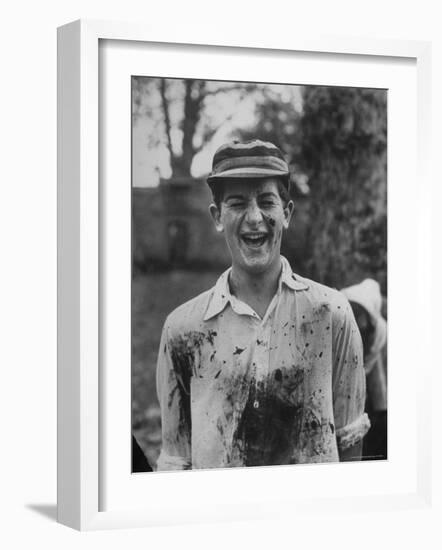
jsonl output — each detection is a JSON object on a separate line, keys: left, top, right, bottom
{"left": 207, "top": 139, "right": 290, "bottom": 189}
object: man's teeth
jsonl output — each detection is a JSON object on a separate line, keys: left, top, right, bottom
{"left": 242, "top": 234, "right": 267, "bottom": 244}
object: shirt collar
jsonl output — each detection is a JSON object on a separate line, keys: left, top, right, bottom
{"left": 203, "top": 268, "right": 231, "bottom": 321}
{"left": 203, "top": 256, "right": 308, "bottom": 322}
{"left": 279, "top": 256, "right": 310, "bottom": 292}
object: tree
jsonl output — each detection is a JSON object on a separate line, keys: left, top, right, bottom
{"left": 132, "top": 77, "right": 257, "bottom": 178}
{"left": 297, "top": 86, "right": 387, "bottom": 291}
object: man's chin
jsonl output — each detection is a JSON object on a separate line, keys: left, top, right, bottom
{"left": 237, "top": 253, "right": 275, "bottom": 274}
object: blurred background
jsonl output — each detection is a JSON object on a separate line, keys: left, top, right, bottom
{"left": 131, "top": 77, "right": 387, "bottom": 469}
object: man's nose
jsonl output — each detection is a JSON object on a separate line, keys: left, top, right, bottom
{"left": 245, "top": 201, "right": 264, "bottom": 225}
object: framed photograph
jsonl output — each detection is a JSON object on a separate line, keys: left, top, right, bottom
{"left": 57, "top": 19, "right": 432, "bottom": 530}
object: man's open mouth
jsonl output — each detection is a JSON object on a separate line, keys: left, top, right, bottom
{"left": 241, "top": 233, "right": 268, "bottom": 248}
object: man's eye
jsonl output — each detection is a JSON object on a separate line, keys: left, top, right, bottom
{"left": 229, "top": 202, "right": 245, "bottom": 208}
{"left": 259, "top": 201, "right": 275, "bottom": 207}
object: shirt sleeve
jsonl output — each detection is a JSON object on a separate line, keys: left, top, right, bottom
{"left": 156, "top": 322, "right": 192, "bottom": 470}
{"left": 331, "top": 296, "right": 370, "bottom": 457}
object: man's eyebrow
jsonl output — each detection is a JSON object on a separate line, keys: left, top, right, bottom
{"left": 224, "top": 194, "right": 245, "bottom": 202}
{"left": 258, "top": 191, "right": 278, "bottom": 199}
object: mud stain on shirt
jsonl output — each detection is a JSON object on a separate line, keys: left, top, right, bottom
{"left": 168, "top": 331, "right": 209, "bottom": 442}
{"left": 231, "top": 366, "right": 306, "bottom": 466}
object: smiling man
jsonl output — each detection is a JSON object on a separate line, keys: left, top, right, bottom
{"left": 156, "top": 139, "right": 369, "bottom": 470}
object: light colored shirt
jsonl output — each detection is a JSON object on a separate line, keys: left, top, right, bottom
{"left": 156, "top": 257, "right": 369, "bottom": 470}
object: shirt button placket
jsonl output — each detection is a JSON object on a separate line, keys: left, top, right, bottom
{"left": 252, "top": 322, "right": 271, "bottom": 409}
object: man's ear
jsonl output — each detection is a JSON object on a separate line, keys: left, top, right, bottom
{"left": 209, "top": 203, "right": 224, "bottom": 233}
{"left": 283, "top": 200, "right": 295, "bottom": 229}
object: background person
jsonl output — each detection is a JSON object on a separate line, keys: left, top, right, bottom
{"left": 342, "top": 279, "right": 387, "bottom": 460}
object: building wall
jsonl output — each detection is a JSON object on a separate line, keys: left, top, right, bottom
{"left": 132, "top": 178, "right": 231, "bottom": 271}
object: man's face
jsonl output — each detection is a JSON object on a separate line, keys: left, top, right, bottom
{"left": 209, "top": 178, "right": 294, "bottom": 275}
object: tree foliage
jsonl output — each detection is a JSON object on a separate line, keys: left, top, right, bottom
{"left": 298, "top": 86, "right": 387, "bottom": 291}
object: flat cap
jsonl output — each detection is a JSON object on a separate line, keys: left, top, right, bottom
{"left": 207, "top": 139, "right": 290, "bottom": 188}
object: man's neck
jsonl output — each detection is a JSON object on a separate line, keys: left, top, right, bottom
{"left": 229, "top": 257, "right": 282, "bottom": 318}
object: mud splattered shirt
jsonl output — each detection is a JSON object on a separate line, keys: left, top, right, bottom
{"left": 156, "top": 257, "right": 369, "bottom": 470}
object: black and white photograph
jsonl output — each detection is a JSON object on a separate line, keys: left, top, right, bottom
{"left": 3, "top": 0, "right": 437, "bottom": 541}
{"left": 131, "top": 76, "right": 388, "bottom": 473}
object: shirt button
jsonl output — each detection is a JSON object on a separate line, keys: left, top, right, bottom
{"left": 253, "top": 400, "right": 259, "bottom": 408}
